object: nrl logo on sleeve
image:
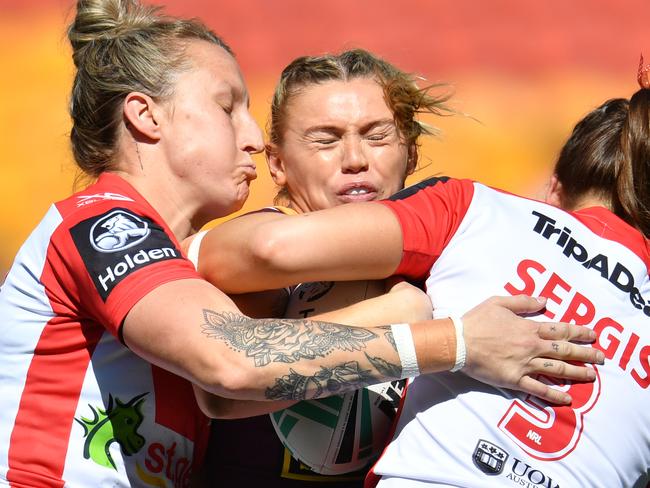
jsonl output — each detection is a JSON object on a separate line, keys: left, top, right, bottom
{"left": 473, "top": 439, "right": 508, "bottom": 475}
{"left": 70, "top": 208, "right": 181, "bottom": 301}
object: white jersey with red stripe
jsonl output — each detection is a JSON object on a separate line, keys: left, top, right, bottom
{"left": 0, "top": 173, "right": 209, "bottom": 487}
{"left": 368, "top": 177, "right": 650, "bottom": 488}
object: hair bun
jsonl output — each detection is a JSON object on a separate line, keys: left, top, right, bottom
{"left": 67, "top": 0, "right": 158, "bottom": 65}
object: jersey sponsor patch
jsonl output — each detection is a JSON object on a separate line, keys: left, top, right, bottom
{"left": 70, "top": 208, "right": 182, "bottom": 301}
{"left": 473, "top": 439, "right": 508, "bottom": 475}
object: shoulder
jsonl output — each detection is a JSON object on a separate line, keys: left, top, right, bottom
{"left": 387, "top": 176, "right": 476, "bottom": 203}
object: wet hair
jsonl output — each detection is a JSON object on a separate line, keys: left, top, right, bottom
{"left": 555, "top": 89, "right": 650, "bottom": 237}
{"left": 67, "top": 0, "right": 231, "bottom": 177}
{"left": 268, "top": 48, "right": 454, "bottom": 204}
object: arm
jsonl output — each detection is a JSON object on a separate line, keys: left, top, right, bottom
{"left": 313, "top": 280, "right": 433, "bottom": 327}
{"left": 123, "top": 282, "right": 602, "bottom": 417}
{"left": 198, "top": 202, "right": 402, "bottom": 294}
{"left": 193, "top": 280, "right": 433, "bottom": 419}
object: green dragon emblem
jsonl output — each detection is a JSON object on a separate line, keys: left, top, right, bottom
{"left": 75, "top": 392, "right": 148, "bottom": 470}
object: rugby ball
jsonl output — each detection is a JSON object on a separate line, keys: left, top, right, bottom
{"left": 270, "top": 280, "right": 407, "bottom": 475}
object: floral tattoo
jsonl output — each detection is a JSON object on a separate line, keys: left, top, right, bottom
{"left": 201, "top": 310, "right": 378, "bottom": 367}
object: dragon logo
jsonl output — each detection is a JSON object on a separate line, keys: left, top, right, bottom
{"left": 75, "top": 393, "right": 148, "bottom": 470}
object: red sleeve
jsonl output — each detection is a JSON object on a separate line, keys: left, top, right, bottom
{"left": 378, "top": 177, "right": 475, "bottom": 281}
{"left": 50, "top": 196, "right": 201, "bottom": 339}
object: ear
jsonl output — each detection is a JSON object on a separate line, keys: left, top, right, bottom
{"left": 265, "top": 143, "right": 287, "bottom": 186}
{"left": 406, "top": 144, "right": 418, "bottom": 176}
{"left": 545, "top": 173, "right": 564, "bottom": 207}
{"left": 123, "top": 92, "right": 162, "bottom": 141}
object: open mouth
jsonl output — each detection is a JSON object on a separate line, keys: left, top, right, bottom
{"left": 345, "top": 188, "right": 370, "bottom": 196}
{"left": 338, "top": 183, "right": 379, "bottom": 201}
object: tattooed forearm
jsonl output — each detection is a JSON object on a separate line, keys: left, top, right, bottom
{"left": 365, "top": 352, "right": 402, "bottom": 378}
{"left": 201, "top": 310, "right": 378, "bottom": 367}
{"left": 265, "top": 362, "right": 379, "bottom": 400}
{"left": 379, "top": 326, "right": 397, "bottom": 353}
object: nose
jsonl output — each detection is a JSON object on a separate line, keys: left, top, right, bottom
{"left": 341, "top": 136, "right": 369, "bottom": 173}
{"left": 240, "top": 111, "right": 265, "bottom": 154}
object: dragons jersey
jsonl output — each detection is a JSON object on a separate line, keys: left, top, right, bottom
{"left": 368, "top": 177, "right": 650, "bottom": 488}
{"left": 0, "top": 173, "right": 210, "bottom": 487}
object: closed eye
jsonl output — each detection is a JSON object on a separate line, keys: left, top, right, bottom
{"left": 367, "top": 133, "right": 387, "bottom": 141}
{"left": 314, "top": 138, "right": 338, "bottom": 145}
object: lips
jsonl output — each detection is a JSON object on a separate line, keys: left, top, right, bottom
{"left": 241, "top": 162, "right": 257, "bottom": 181}
{"left": 337, "top": 182, "right": 379, "bottom": 202}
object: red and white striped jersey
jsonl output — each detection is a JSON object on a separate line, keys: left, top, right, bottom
{"left": 0, "top": 173, "right": 209, "bottom": 487}
{"left": 369, "top": 177, "right": 650, "bottom": 488}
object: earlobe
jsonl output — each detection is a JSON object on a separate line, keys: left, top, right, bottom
{"left": 406, "top": 145, "right": 418, "bottom": 175}
{"left": 545, "top": 174, "right": 563, "bottom": 207}
{"left": 123, "top": 92, "right": 162, "bottom": 141}
{"left": 266, "top": 144, "right": 287, "bottom": 186}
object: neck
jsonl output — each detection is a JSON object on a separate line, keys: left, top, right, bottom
{"left": 112, "top": 169, "right": 196, "bottom": 240}
{"left": 567, "top": 193, "right": 611, "bottom": 212}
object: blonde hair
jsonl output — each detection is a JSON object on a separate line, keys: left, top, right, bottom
{"left": 67, "top": 0, "right": 231, "bottom": 177}
{"left": 269, "top": 49, "right": 453, "bottom": 151}
{"left": 268, "top": 49, "right": 454, "bottom": 204}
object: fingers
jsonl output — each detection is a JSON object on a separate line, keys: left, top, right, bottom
{"left": 517, "top": 376, "right": 571, "bottom": 405}
{"left": 527, "top": 358, "right": 597, "bottom": 383}
{"left": 488, "top": 295, "right": 547, "bottom": 315}
{"left": 542, "top": 341, "right": 605, "bottom": 365}
{"left": 537, "top": 322, "right": 597, "bottom": 343}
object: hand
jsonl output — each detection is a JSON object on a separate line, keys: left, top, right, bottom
{"left": 460, "top": 295, "right": 604, "bottom": 405}
{"left": 385, "top": 278, "right": 433, "bottom": 322}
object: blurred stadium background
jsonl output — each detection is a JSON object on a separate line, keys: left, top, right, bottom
{"left": 1, "top": 0, "right": 648, "bottom": 277}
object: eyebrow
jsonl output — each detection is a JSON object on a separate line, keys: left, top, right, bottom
{"left": 303, "top": 118, "right": 396, "bottom": 136}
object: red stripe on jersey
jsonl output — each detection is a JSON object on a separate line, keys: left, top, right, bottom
{"left": 364, "top": 379, "right": 412, "bottom": 488}
{"left": 379, "top": 178, "right": 475, "bottom": 281}
{"left": 7, "top": 258, "right": 103, "bottom": 487}
{"left": 151, "top": 366, "right": 210, "bottom": 467}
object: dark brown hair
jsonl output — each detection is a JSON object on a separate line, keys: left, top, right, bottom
{"left": 555, "top": 89, "right": 650, "bottom": 237}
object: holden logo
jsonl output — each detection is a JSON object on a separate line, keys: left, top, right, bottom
{"left": 90, "top": 210, "right": 150, "bottom": 253}
{"left": 473, "top": 439, "right": 508, "bottom": 475}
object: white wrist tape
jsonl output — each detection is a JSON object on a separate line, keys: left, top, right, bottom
{"left": 450, "top": 316, "right": 467, "bottom": 372}
{"left": 390, "top": 323, "right": 420, "bottom": 378}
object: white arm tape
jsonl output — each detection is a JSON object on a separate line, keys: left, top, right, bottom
{"left": 186, "top": 230, "right": 208, "bottom": 269}
{"left": 450, "top": 315, "right": 467, "bottom": 372}
{"left": 390, "top": 323, "right": 420, "bottom": 378}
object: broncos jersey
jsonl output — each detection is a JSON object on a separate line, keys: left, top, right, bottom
{"left": 0, "top": 173, "right": 209, "bottom": 487}
{"left": 368, "top": 177, "right": 650, "bottom": 488}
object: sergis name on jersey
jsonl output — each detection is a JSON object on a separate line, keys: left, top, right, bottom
{"left": 70, "top": 208, "right": 183, "bottom": 301}
{"left": 531, "top": 210, "right": 650, "bottom": 317}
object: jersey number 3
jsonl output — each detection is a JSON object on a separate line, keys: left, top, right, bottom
{"left": 497, "top": 364, "right": 601, "bottom": 460}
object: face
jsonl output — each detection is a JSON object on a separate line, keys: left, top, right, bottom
{"left": 158, "top": 41, "right": 263, "bottom": 223}
{"left": 268, "top": 78, "right": 414, "bottom": 213}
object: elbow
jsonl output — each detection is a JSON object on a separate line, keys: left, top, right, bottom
{"left": 246, "top": 225, "right": 296, "bottom": 278}
{"left": 193, "top": 384, "right": 244, "bottom": 420}
{"left": 192, "top": 353, "right": 259, "bottom": 402}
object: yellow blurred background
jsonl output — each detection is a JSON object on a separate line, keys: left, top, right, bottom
{"left": 1, "top": 0, "right": 648, "bottom": 276}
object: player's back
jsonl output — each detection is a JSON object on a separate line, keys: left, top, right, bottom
{"left": 373, "top": 180, "right": 650, "bottom": 488}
